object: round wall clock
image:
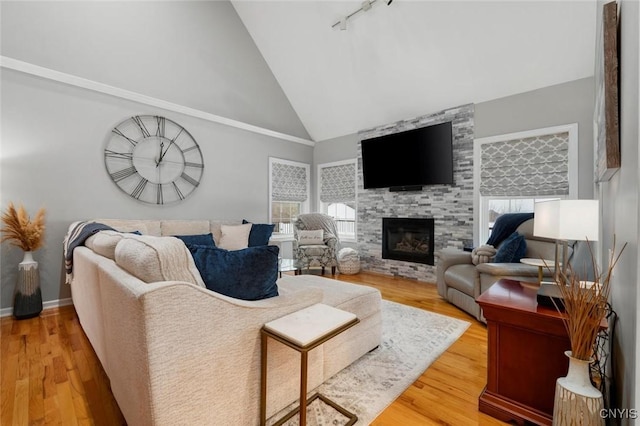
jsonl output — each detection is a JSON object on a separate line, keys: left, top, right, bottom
{"left": 104, "top": 115, "right": 204, "bottom": 205}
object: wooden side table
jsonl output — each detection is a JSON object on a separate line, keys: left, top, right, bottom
{"left": 476, "top": 279, "right": 572, "bottom": 425}
{"left": 260, "top": 303, "right": 360, "bottom": 426}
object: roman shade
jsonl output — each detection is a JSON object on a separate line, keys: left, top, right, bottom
{"left": 319, "top": 162, "right": 356, "bottom": 207}
{"left": 271, "top": 161, "right": 308, "bottom": 202}
{"left": 480, "top": 131, "right": 570, "bottom": 197}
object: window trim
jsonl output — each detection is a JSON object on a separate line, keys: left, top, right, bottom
{"left": 473, "top": 124, "right": 578, "bottom": 246}
{"left": 317, "top": 159, "right": 358, "bottom": 242}
{"left": 269, "top": 157, "right": 310, "bottom": 235}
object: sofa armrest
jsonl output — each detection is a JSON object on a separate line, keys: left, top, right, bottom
{"left": 98, "top": 262, "right": 324, "bottom": 426}
{"left": 435, "top": 248, "right": 473, "bottom": 297}
{"left": 436, "top": 248, "right": 473, "bottom": 266}
{"left": 476, "top": 262, "right": 557, "bottom": 295}
{"left": 476, "top": 262, "right": 553, "bottom": 277}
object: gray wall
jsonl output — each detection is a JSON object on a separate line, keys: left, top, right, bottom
{"left": 315, "top": 78, "right": 596, "bottom": 200}
{"left": 475, "top": 76, "right": 596, "bottom": 199}
{"left": 601, "top": 0, "right": 639, "bottom": 417}
{"left": 0, "top": 1, "right": 309, "bottom": 140}
{"left": 0, "top": 1, "right": 313, "bottom": 309}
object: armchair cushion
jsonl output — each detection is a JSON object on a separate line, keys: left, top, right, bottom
{"left": 298, "top": 230, "right": 324, "bottom": 245}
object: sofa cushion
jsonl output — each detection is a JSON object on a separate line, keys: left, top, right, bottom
{"left": 115, "top": 235, "right": 205, "bottom": 287}
{"left": 278, "top": 275, "right": 381, "bottom": 320}
{"left": 85, "top": 230, "right": 134, "bottom": 260}
{"left": 161, "top": 220, "right": 210, "bottom": 236}
{"left": 218, "top": 223, "right": 252, "bottom": 250}
{"left": 186, "top": 244, "right": 279, "bottom": 300}
{"left": 494, "top": 232, "right": 527, "bottom": 263}
{"left": 242, "top": 220, "right": 275, "bottom": 246}
{"left": 97, "top": 219, "right": 161, "bottom": 236}
{"left": 174, "top": 233, "right": 216, "bottom": 247}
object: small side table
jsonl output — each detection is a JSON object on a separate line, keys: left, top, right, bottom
{"left": 520, "top": 258, "right": 555, "bottom": 284}
{"left": 278, "top": 258, "right": 297, "bottom": 278}
{"left": 260, "top": 303, "right": 360, "bottom": 426}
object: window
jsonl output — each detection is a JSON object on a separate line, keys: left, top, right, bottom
{"left": 474, "top": 124, "right": 578, "bottom": 245}
{"left": 269, "top": 158, "right": 310, "bottom": 235}
{"left": 317, "top": 160, "right": 357, "bottom": 241}
{"left": 484, "top": 197, "right": 560, "bottom": 242}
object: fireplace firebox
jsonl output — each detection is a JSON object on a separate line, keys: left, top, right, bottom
{"left": 382, "top": 218, "right": 435, "bottom": 265}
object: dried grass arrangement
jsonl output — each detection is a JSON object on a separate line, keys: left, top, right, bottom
{"left": 553, "top": 238, "right": 626, "bottom": 361}
{"left": 0, "top": 203, "right": 47, "bottom": 252}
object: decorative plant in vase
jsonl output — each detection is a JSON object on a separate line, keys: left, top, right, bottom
{"left": 1, "top": 202, "right": 46, "bottom": 319}
{"left": 552, "top": 238, "right": 626, "bottom": 426}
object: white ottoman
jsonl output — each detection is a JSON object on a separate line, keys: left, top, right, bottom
{"left": 338, "top": 248, "right": 360, "bottom": 275}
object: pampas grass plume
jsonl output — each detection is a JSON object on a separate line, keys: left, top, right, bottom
{"left": 553, "top": 237, "right": 626, "bottom": 361}
{"left": 0, "top": 202, "right": 46, "bottom": 251}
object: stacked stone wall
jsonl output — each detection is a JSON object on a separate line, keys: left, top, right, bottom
{"left": 356, "top": 104, "right": 474, "bottom": 281}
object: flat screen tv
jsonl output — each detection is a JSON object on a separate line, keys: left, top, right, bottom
{"left": 361, "top": 121, "right": 454, "bottom": 190}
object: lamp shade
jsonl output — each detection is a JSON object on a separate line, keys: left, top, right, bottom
{"left": 533, "top": 200, "right": 599, "bottom": 241}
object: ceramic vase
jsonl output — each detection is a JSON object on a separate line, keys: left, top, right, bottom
{"left": 553, "top": 351, "right": 604, "bottom": 426}
{"left": 13, "top": 251, "right": 43, "bottom": 319}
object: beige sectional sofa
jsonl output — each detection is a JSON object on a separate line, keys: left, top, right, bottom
{"left": 67, "top": 219, "right": 382, "bottom": 426}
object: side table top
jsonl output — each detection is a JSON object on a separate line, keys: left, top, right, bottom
{"left": 264, "top": 303, "right": 357, "bottom": 347}
{"left": 520, "top": 258, "right": 557, "bottom": 268}
{"left": 476, "top": 279, "right": 564, "bottom": 320}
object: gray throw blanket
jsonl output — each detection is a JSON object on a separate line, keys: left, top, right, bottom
{"left": 296, "top": 213, "right": 339, "bottom": 242}
{"left": 63, "top": 221, "right": 114, "bottom": 283}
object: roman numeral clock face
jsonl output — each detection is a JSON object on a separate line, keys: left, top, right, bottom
{"left": 104, "top": 115, "right": 204, "bottom": 204}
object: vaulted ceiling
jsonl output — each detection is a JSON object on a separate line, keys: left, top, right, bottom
{"left": 232, "top": 1, "right": 597, "bottom": 142}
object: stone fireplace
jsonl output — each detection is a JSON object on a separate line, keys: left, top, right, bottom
{"left": 356, "top": 103, "right": 474, "bottom": 282}
{"left": 382, "top": 218, "right": 435, "bottom": 265}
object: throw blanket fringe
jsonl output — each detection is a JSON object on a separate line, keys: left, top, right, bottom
{"left": 63, "top": 221, "right": 115, "bottom": 284}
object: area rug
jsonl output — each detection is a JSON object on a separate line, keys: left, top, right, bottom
{"left": 267, "top": 300, "right": 471, "bottom": 425}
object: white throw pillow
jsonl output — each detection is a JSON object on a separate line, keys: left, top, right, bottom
{"left": 218, "top": 223, "right": 252, "bottom": 250}
{"left": 298, "top": 230, "right": 324, "bottom": 245}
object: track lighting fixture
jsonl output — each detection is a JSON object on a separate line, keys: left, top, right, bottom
{"left": 331, "top": 0, "right": 394, "bottom": 30}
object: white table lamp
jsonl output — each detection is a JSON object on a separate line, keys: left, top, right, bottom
{"left": 533, "top": 200, "right": 599, "bottom": 276}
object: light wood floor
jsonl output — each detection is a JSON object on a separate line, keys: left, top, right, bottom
{"left": 1, "top": 272, "right": 507, "bottom": 425}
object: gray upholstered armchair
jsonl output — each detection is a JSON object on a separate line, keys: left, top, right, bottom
{"left": 436, "top": 217, "right": 560, "bottom": 322}
{"left": 292, "top": 213, "right": 339, "bottom": 275}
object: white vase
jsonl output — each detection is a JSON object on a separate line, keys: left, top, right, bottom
{"left": 553, "top": 351, "right": 604, "bottom": 426}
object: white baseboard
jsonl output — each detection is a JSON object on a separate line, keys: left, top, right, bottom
{"left": 0, "top": 298, "right": 73, "bottom": 318}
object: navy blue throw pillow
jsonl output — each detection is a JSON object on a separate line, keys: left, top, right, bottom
{"left": 493, "top": 232, "right": 527, "bottom": 263}
{"left": 242, "top": 220, "right": 275, "bottom": 246}
{"left": 174, "top": 233, "right": 216, "bottom": 247}
{"left": 187, "top": 244, "right": 279, "bottom": 301}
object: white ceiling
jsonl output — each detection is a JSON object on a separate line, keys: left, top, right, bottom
{"left": 232, "top": 1, "right": 597, "bottom": 142}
